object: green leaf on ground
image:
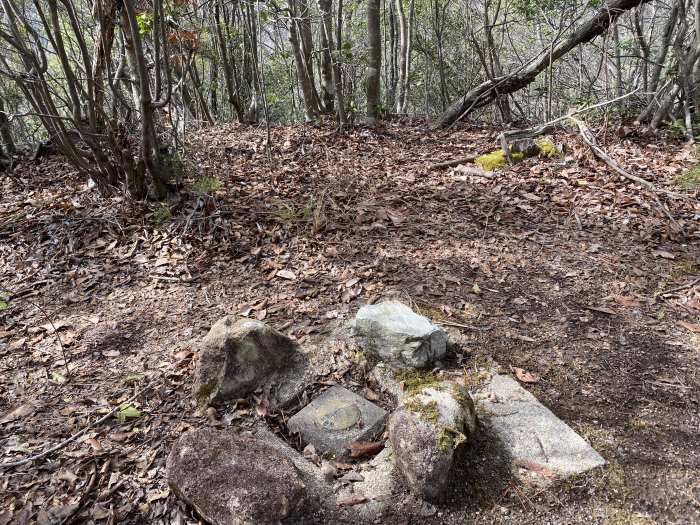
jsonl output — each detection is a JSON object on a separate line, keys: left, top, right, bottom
{"left": 116, "top": 404, "right": 142, "bottom": 423}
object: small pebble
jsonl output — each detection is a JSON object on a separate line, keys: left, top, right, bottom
{"left": 320, "top": 460, "right": 337, "bottom": 481}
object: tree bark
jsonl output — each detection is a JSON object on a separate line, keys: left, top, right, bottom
{"left": 318, "top": 0, "right": 335, "bottom": 113}
{"left": 366, "top": 0, "right": 381, "bottom": 122}
{"left": 289, "top": 0, "right": 321, "bottom": 120}
{"left": 437, "top": 0, "right": 651, "bottom": 127}
{"left": 318, "top": 0, "right": 346, "bottom": 125}
{"left": 395, "top": 0, "right": 408, "bottom": 114}
{"left": 0, "top": 96, "right": 16, "bottom": 156}
{"left": 214, "top": 0, "right": 244, "bottom": 121}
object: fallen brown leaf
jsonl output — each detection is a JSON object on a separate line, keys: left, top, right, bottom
{"left": 613, "top": 295, "right": 641, "bottom": 307}
{"left": 511, "top": 367, "right": 540, "bottom": 384}
{"left": 513, "top": 459, "right": 557, "bottom": 478}
{"left": 0, "top": 403, "right": 35, "bottom": 424}
{"left": 336, "top": 494, "right": 368, "bottom": 507}
{"left": 677, "top": 321, "right": 700, "bottom": 333}
{"left": 345, "top": 441, "right": 384, "bottom": 459}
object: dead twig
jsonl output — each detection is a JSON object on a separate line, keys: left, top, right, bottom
{"left": 498, "top": 88, "right": 641, "bottom": 159}
{"left": 659, "top": 277, "right": 700, "bottom": 297}
{"left": 436, "top": 320, "right": 490, "bottom": 331}
{"left": 59, "top": 461, "right": 100, "bottom": 525}
{"left": 570, "top": 116, "right": 683, "bottom": 230}
{"left": 0, "top": 382, "right": 153, "bottom": 470}
{"left": 429, "top": 155, "right": 477, "bottom": 170}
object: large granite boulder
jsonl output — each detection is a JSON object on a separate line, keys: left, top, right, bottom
{"left": 388, "top": 383, "right": 476, "bottom": 502}
{"left": 167, "top": 429, "right": 306, "bottom": 524}
{"left": 353, "top": 301, "right": 447, "bottom": 369}
{"left": 193, "top": 316, "right": 297, "bottom": 406}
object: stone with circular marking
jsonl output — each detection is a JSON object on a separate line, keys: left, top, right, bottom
{"left": 314, "top": 400, "right": 361, "bottom": 431}
{"left": 288, "top": 386, "right": 388, "bottom": 458}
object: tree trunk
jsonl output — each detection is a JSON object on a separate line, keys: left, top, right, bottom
{"left": 0, "top": 96, "right": 16, "bottom": 156}
{"left": 437, "top": 0, "right": 651, "bottom": 127}
{"left": 366, "top": 0, "right": 381, "bottom": 122}
{"left": 318, "top": 0, "right": 346, "bottom": 125}
{"left": 214, "top": 0, "right": 244, "bottom": 122}
{"left": 91, "top": 0, "right": 117, "bottom": 120}
{"left": 395, "top": 0, "right": 408, "bottom": 114}
{"left": 289, "top": 0, "right": 321, "bottom": 120}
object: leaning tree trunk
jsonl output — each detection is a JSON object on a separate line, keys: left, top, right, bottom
{"left": 437, "top": 0, "right": 651, "bottom": 127}
{"left": 366, "top": 0, "right": 381, "bottom": 123}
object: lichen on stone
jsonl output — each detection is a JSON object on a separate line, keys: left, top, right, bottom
{"left": 195, "top": 381, "right": 217, "bottom": 406}
{"left": 475, "top": 149, "right": 525, "bottom": 171}
{"left": 397, "top": 369, "right": 442, "bottom": 394}
{"left": 402, "top": 397, "right": 440, "bottom": 425}
{"left": 436, "top": 426, "right": 466, "bottom": 455}
{"left": 536, "top": 138, "right": 560, "bottom": 158}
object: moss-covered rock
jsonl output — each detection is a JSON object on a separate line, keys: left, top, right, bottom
{"left": 387, "top": 382, "right": 477, "bottom": 502}
{"left": 475, "top": 137, "right": 560, "bottom": 171}
{"left": 475, "top": 149, "right": 525, "bottom": 171}
{"left": 193, "top": 316, "right": 298, "bottom": 407}
{"left": 536, "top": 138, "right": 560, "bottom": 158}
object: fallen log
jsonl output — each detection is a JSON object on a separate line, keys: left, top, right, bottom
{"left": 428, "top": 155, "right": 477, "bottom": 170}
{"left": 498, "top": 89, "right": 640, "bottom": 162}
{"left": 436, "top": 0, "right": 650, "bottom": 128}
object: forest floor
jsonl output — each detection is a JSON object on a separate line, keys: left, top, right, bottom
{"left": 1, "top": 120, "right": 700, "bottom": 525}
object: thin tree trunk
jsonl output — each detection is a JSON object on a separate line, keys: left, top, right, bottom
{"left": 318, "top": 0, "right": 346, "bottom": 125}
{"left": 91, "top": 0, "right": 117, "bottom": 120}
{"left": 318, "top": 0, "right": 335, "bottom": 113}
{"left": 366, "top": 0, "right": 381, "bottom": 122}
{"left": 0, "top": 96, "right": 16, "bottom": 155}
{"left": 289, "top": 0, "right": 321, "bottom": 120}
{"left": 214, "top": 0, "right": 244, "bottom": 121}
{"left": 395, "top": 0, "right": 408, "bottom": 114}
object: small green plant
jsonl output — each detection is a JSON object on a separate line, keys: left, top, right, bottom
{"left": 192, "top": 176, "right": 222, "bottom": 196}
{"left": 136, "top": 12, "right": 153, "bottom": 35}
{"left": 116, "top": 403, "right": 142, "bottom": 423}
{"left": 674, "top": 165, "right": 700, "bottom": 189}
{"left": 0, "top": 297, "right": 8, "bottom": 311}
{"left": 152, "top": 203, "right": 172, "bottom": 227}
{"left": 160, "top": 153, "right": 186, "bottom": 185}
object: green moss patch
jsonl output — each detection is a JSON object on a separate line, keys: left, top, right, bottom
{"left": 475, "top": 138, "right": 560, "bottom": 171}
{"left": 536, "top": 138, "right": 560, "bottom": 158}
{"left": 675, "top": 165, "right": 700, "bottom": 189}
{"left": 475, "top": 149, "right": 525, "bottom": 171}
{"left": 397, "top": 369, "right": 442, "bottom": 394}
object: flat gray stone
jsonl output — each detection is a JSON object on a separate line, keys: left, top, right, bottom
{"left": 353, "top": 301, "right": 447, "bottom": 369}
{"left": 287, "top": 386, "right": 388, "bottom": 459}
{"left": 474, "top": 374, "right": 605, "bottom": 481}
{"left": 341, "top": 444, "right": 398, "bottom": 520}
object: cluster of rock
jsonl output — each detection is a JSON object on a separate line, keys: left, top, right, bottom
{"left": 168, "top": 300, "right": 475, "bottom": 522}
{"left": 167, "top": 299, "right": 605, "bottom": 523}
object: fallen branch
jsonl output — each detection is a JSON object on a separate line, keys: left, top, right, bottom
{"left": 570, "top": 116, "right": 682, "bottom": 228}
{"left": 429, "top": 155, "right": 477, "bottom": 170}
{"left": 498, "top": 89, "right": 641, "bottom": 162}
{"left": 437, "top": 0, "right": 650, "bottom": 128}
{"left": 0, "top": 383, "right": 153, "bottom": 470}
